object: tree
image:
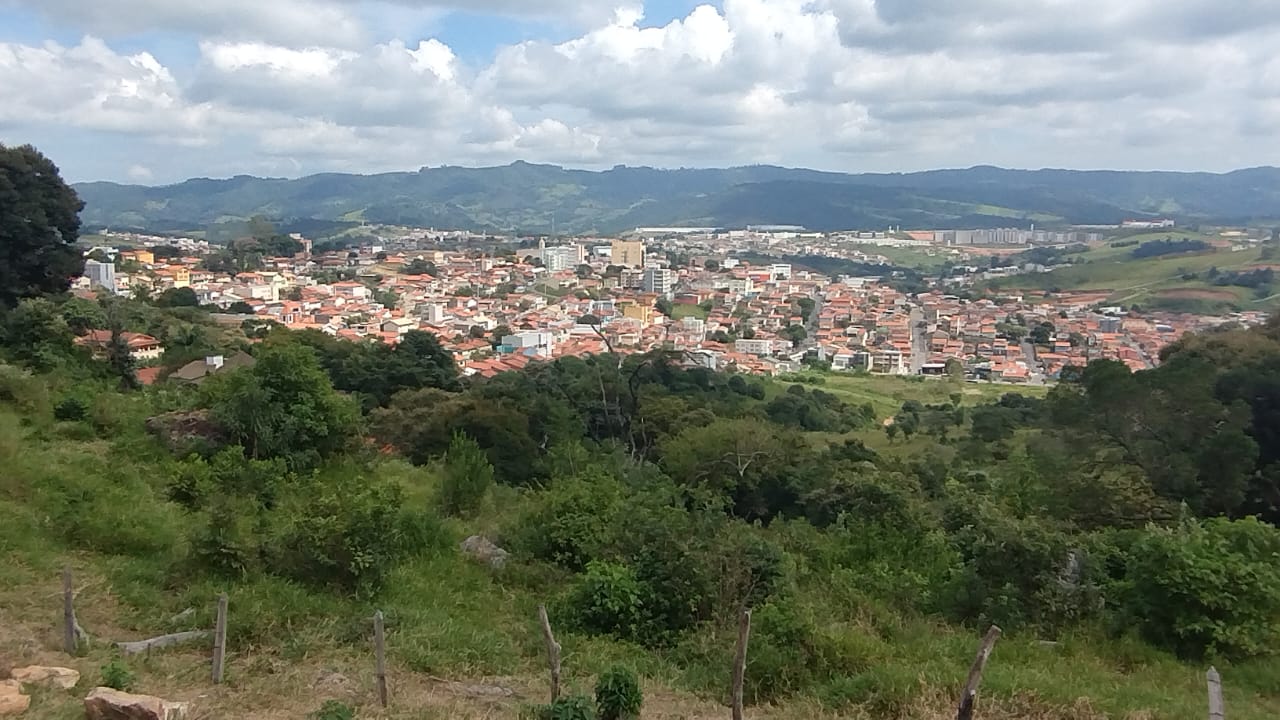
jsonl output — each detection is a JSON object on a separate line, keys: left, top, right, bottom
{"left": 1029, "top": 321, "right": 1056, "bottom": 346}
{"left": 1, "top": 297, "right": 76, "bottom": 370}
{"left": 468, "top": 324, "right": 487, "bottom": 339}
{"left": 0, "top": 145, "right": 85, "bottom": 307}
{"left": 156, "top": 287, "right": 199, "bottom": 308}
{"left": 202, "top": 343, "right": 360, "bottom": 469}
{"left": 286, "top": 287, "right": 304, "bottom": 301}
{"left": 704, "top": 259, "right": 721, "bottom": 272}
{"left": 227, "top": 301, "right": 255, "bottom": 314}
{"left": 60, "top": 297, "right": 106, "bottom": 336}
{"left": 576, "top": 263, "right": 594, "bottom": 279}
{"left": 945, "top": 357, "right": 965, "bottom": 381}
{"left": 107, "top": 323, "right": 140, "bottom": 391}
{"left": 490, "top": 325, "right": 512, "bottom": 345}
{"left": 579, "top": 314, "right": 602, "bottom": 325}
{"left": 655, "top": 298, "right": 674, "bottom": 317}
{"left": 783, "top": 324, "right": 808, "bottom": 347}
{"left": 403, "top": 258, "right": 439, "bottom": 276}
{"left": 438, "top": 432, "right": 494, "bottom": 517}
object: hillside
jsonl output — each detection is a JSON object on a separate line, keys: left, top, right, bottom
{"left": 4, "top": 293, "right": 1280, "bottom": 718}
{"left": 74, "top": 163, "right": 1280, "bottom": 235}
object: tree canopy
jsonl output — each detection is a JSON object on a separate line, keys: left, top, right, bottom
{"left": 0, "top": 144, "right": 85, "bottom": 307}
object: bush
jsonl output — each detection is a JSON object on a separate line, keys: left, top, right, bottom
{"left": 100, "top": 658, "right": 135, "bottom": 691}
{"left": 310, "top": 700, "right": 355, "bottom": 720}
{"left": 272, "top": 473, "right": 417, "bottom": 595}
{"left": 438, "top": 431, "right": 494, "bottom": 518}
{"left": 524, "top": 695, "right": 596, "bottom": 720}
{"left": 53, "top": 396, "right": 88, "bottom": 422}
{"left": 567, "top": 561, "right": 644, "bottom": 640}
{"left": 595, "top": 666, "right": 642, "bottom": 720}
{"left": 507, "top": 471, "right": 622, "bottom": 570}
{"left": 1121, "top": 516, "right": 1280, "bottom": 660}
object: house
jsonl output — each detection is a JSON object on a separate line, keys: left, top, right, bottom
{"left": 171, "top": 352, "right": 256, "bottom": 384}
{"left": 74, "top": 331, "right": 164, "bottom": 361}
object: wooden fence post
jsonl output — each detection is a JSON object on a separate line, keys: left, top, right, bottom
{"left": 374, "top": 611, "right": 388, "bottom": 708}
{"left": 211, "top": 593, "right": 228, "bottom": 684}
{"left": 956, "top": 625, "right": 1001, "bottom": 720}
{"left": 731, "top": 609, "right": 752, "bottom": 720}
{"left": 62, "top": 567, "right": 76, "bottom": 655}
{"left": 538, "top": 605, "right": 561, "bottom": 703}
{"left": 1207, "top": 666, "right": 1224, "bottom": 720}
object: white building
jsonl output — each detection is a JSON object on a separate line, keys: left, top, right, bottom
{"left": 642, "top": 267, "right": 676, "bottom": 295}
{"left": 84, "top": 259, "right": 117, "bottom": 293}
{"left": 734, "top": 338, "right": 774, "bottom": 356}
{"left": 502, "top": 331, "right": 555, "bottom": 358}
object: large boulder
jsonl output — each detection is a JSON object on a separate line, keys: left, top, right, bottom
{"left": 0, "top": 680, "right": 29, "bottom": 716}
{"left": 83, "top": 687, "right": 188, "bottom": 720}
{"left": 460, "top": 535, "right": 509, "bottom": 569}
{"left": 10, "top": 666, "right": 79, "bottom": 690}
{"left": 144, "top": 410, "right": 226, "bottom": 455}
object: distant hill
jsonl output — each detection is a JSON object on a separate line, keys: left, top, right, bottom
{"left": 73, "top": 162, "right": 1280, "bottom": 235}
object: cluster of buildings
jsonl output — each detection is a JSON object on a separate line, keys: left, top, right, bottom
{"left": 74, "top": 227, "right": 1266, "bottom": 384}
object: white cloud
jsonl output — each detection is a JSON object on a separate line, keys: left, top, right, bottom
{"left": 3, "top": 0, "right": 1280, "bottom": 182}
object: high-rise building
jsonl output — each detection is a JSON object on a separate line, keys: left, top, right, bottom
{"left": 642, "top": 267, "right": 675, "bottom": 295}
{"left": 611, "top": 240, "right": 646, "bottom": 268}
{"left": 84, "top": 259, "right": 117, "bottom": 293}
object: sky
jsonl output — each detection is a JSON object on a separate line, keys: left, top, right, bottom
{"left": 2, "top": 0, "right": 1279, "bottom": 184}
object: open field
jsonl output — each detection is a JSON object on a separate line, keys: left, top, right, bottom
{"left": 988, "top": 245, "right": 1273, "bottom": 310}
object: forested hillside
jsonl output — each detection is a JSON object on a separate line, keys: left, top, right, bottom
{"left": 74, "top": 163, "right": 1280, "bottom": 234}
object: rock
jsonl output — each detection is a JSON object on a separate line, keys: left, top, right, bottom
{"left": 311, "top": 670, "right": 356, "bottom": 698}
{"left": 0, "top": 680, "right": 29, "bottom": 716}
{"left": 11, "top": 666, "right": 80, "bottom": 690}
{"left": 460, "top": 535, "right": 509, "bottom": 569}
{"left": 144, "top": 410, "right": 226, "bottom": 454}
{"left": 84, "top": 687, "right": 189, "bottom": 720}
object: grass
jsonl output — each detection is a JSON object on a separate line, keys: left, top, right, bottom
{"left": 671, "top": 304, "right": 709, "bottom": 321}
{"left": 2, "top": 372, "right": 1280, "bottom": 720}
{"left": 989, "top": 245, "right": 1270, "bottom": 305}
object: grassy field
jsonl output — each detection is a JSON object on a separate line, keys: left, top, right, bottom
{"left": 671, "top": 304, "right": 710, "bottom": 321}
{"left": 849, "top": 244, "right": 956, "bottom": 271}
{"left": 989, "top": 245, "right": 1271, "bottom": 309}
{"left": 3, "top": 374, "right": 1280, "bottom": 720}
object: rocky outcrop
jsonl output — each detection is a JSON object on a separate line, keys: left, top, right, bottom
{"left": 0, "top": 680, "right": 29, "bottom": 715}
{"left": 83, "top": 687, "right": 189, "bottom": 720}
{"left": 144, "top": 410, "right": 226, "bottom": 455}
{"left": 10, "top": 666, "right": 79, "bottom": 690}
{"left": 460, "top": 535, "right": 509, "bottom": 569}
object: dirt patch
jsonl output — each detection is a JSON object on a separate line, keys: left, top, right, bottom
{"left": 1152, "top": 288, "right": 1238, "bottom": 301}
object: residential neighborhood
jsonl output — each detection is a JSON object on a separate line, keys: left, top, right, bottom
{"left": 74, "top": 226, "right": 1270, "bottom": 384}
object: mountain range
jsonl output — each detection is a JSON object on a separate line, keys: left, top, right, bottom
{"left": 73, "top": 162, "right": 1280, "bottom": 236}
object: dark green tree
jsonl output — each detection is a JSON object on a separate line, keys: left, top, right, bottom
{"left": 0, "top": 145, "right": 85, "bottom": 307}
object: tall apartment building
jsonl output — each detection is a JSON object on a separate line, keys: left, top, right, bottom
{"left": 642, "top": 267, "right": 676, "bottom": 296}
{"left": 611, "top": 240, "right": 646, "bottom": 268}
{"left": 84, "top": 259, "right": 117, "bottom": 293}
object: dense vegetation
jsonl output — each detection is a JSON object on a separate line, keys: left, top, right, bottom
{"left": 6, "top": 281, "right": 1280, "bottom": 716}
{"left": 74, "top": 162, "right": 1280, "bottom": 235}
{"left": 1130, "top": 237, "right": 1212, "bottom": 258}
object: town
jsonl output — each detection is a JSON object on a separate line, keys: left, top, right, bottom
{"left": 74, "top": 222, "right": 1270, "bottom": 385}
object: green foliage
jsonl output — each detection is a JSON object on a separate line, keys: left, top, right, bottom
{"left": 203, "top": 342, "right": 360, "bottom": 470}
{"left": 1119, "top": 516, "right": 1280, "bottom": 660}
{"left": 309, "top": 700, "right": 355, "bottom": 720}
{"left": 99, "top": 657, "right": 136, "bottom": 692}
{"left": 53, "top": 396, "right": 89, "bottom": 422}
{"left": 507, "top": 470, "right": 622, "bottom": 570}
{"left": 0, "top": 144, "right": 84, "bottom": 307}
{"left": 438, "top": 431, "right": 494, "bottom": 518}
{"left": 594, "top": 666, "right": 642, "bottom": 720}
{"left": 155, "top": 286, "right": 199, "bottom": 308}
{"left": 1, "top": 297, "right": 78, "bottom": 371}
{"left": 524, "top": 695, "right": 596, "bottom": 720}
{"left": 568, "top": 561, "right": 645, "bottom": 640}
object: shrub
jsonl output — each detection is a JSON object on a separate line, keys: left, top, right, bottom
{"left": 310, "top": 700, "right": 355, "bottom": 720}
{"left": 272, "top": 474, "right": 415, "bottom": 595}
{"left": 53, "top": 396, "right": 88, "bottom": 422}
{"left": 438, "top": 431, "right": 494, "bottom": 518}
{"left": 100, "top": 658, "right": 135, "bottom": 691}
{"left": 524, "top": 695, "right": 596, "bottom": 720}
{"left": 595, "top": 666, "right": 642, "bottom": 720}
{"left": 1121, "top": 516, "right": 1280, "bottom": 660}
{"left": 567, "top": 561, "right": 644, "bottom": 640}
{"left": 507, "top": 471, "right": 622, "bottom": 570}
